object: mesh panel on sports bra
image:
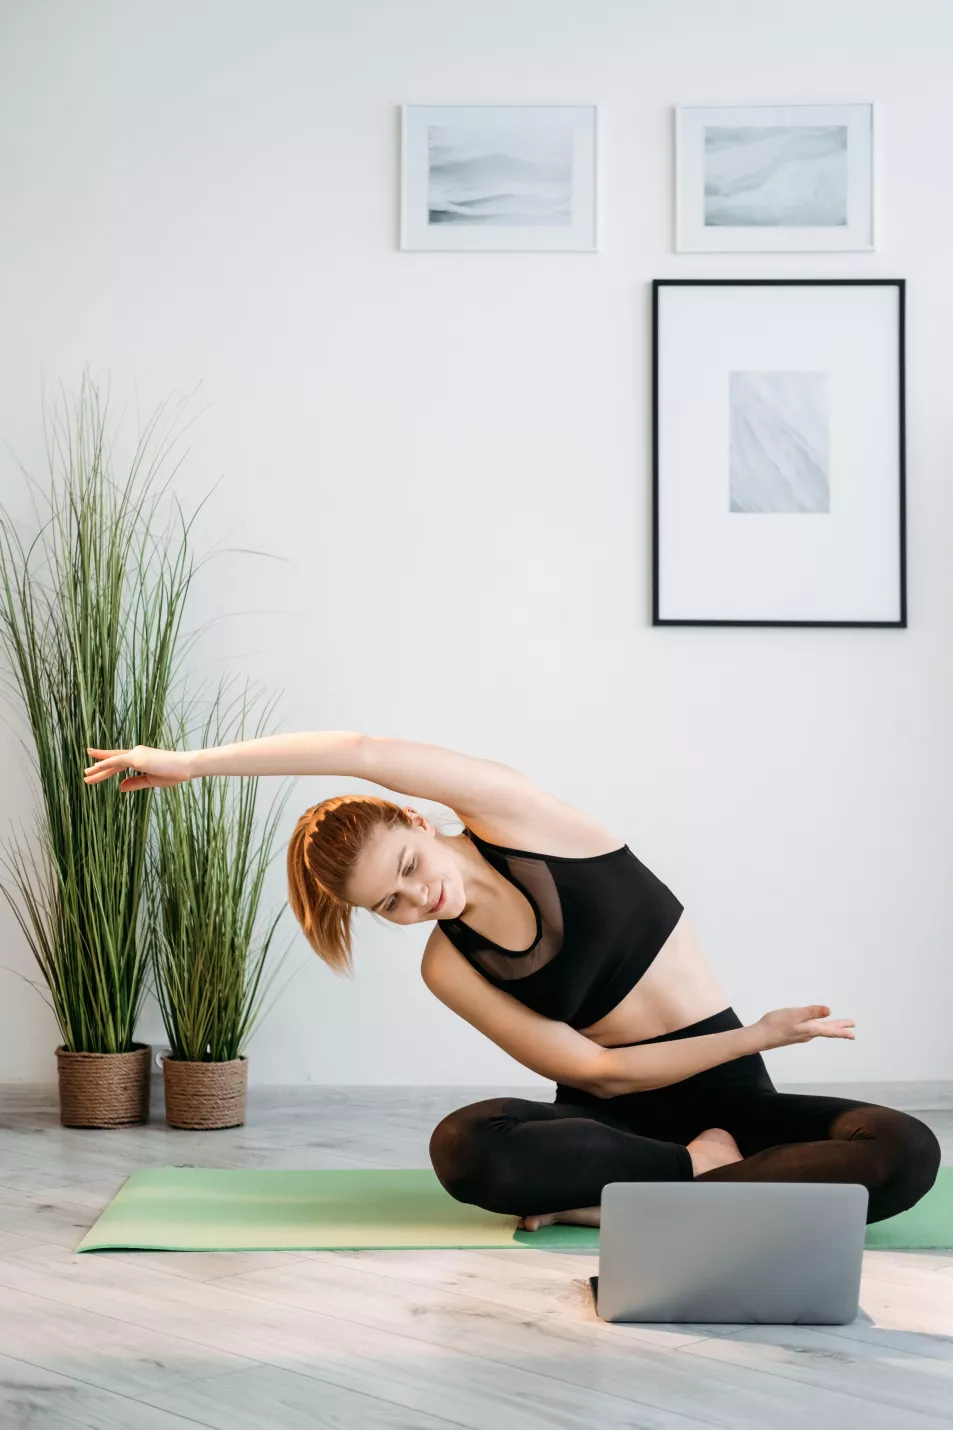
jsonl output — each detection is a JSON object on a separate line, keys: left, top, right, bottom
{"left": 463, "top": 853, "right": 565, "bottom": 981}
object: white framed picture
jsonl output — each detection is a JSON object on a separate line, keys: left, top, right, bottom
{"left": 400, "top": 104, "right": 601, "bottom": 251}
{"left": 653, "top": 280, "right": 905, "bottom": 627}
{"left": 675, "top": 103, "right": 876, "bottom": 252}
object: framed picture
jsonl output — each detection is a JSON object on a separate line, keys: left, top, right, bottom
{"left": 400, "top": 104, "right": 600, "bottom": 251}
{"left": 675, "top": 103, "right": 876, "bottom": 251}
{"left": 652, "top": 280, "right": 906, "bottom": 628}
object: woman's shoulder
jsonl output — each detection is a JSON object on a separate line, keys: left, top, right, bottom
{"left": 454, "top": 785, "right": 625, "bottom": 860}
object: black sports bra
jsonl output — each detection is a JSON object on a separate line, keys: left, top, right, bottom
{"left": 438, "top": 826, "right": 684, "bottom": 1028}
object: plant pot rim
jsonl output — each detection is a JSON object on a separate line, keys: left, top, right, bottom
{"left": 55, "top": 1041, "right": 151, "bottom": 1058}
{"left": 160, "top": 1053, "right": 248, "bottom": 1065}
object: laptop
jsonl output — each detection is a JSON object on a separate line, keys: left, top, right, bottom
{"left": 590, "top": 1181, "right": 868, "bottom": 1324}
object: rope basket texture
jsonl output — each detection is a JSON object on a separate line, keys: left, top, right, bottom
{"left": 161, "top": 1054, "right": 248, "bottom": 1129}
{"left": 54, "top": 1042, "right": 152, "bottom": 1127}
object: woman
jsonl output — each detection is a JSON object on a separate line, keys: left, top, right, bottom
{"left": 84, "top": 729, "right": 940, "bottom": 1230}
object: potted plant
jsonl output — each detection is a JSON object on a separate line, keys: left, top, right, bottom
{"left": 0, "top": 371, "right": 205, "bottom": 1126}
{"left": 146, "top": 675, "right": 296, "bottom": 1129}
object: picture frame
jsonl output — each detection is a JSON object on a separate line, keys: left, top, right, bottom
{"left": 674, "top": 103, "right": 876, "bottom": 252}
{"left": 652, "top": 280, "right": 906, "bottom": 628}
{"left": 399, "top": 104, "right": 601, "bottom": 251}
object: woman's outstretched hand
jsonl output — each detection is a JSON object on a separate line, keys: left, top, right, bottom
{"left": 754, "top": 1005, "right": 855, "bottom": 1050}
{"left": 84, "top": 745, "right": 194, "bottom": 792}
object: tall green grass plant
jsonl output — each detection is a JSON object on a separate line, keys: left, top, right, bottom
{"left": 0, "top": 372, "right": 211, "bottom": 1053}
{"left": 146, "top": 675, "right": 295, "bottom": 1063}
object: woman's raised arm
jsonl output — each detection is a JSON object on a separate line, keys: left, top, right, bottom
{"left": 84, "top": 730, "right": 367, "bottom": 791}
{"left": 189, "top": 729, "right": 367, "bottom": 778}
{"left": 358, "top": 734, "right": 532, "bottom": 816}
{"left": 85, "top": 730, "right": 534, "bottom": 816}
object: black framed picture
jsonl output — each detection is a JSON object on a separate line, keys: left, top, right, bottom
{"left": 652, "top": 279, "right": 906, "bottom": 627}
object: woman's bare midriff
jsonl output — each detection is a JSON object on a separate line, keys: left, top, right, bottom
{"left": 576, "top": 911, "right": 732, "bottom": 1047}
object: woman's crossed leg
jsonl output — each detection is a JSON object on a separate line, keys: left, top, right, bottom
{"left": 695, "top": 1087, "right": 941, "bottom": 1223}
{"left": 429, "top": 1088, "right": 940, "bottom": 1227}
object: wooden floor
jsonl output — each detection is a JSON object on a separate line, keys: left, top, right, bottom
{"left": 0, "top": 1080, "right": 951, "bottom": 1430}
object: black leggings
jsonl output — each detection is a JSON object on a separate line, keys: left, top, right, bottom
{"left": 429, "top": 1008, "right": 941, "bottom": 1225}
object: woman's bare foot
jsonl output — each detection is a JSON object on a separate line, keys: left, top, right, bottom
{"left": 518, "top": 1205, "right": 601, "bottom": 1232}
{"left": 687, "top": 1126, "right": 743, "bottom": 1176}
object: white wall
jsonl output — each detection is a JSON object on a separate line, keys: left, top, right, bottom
{"left": 1, "top": 0, "right": 951, "bottom": 1088}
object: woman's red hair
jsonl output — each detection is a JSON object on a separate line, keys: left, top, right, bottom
{"left": 286, "top": 794, "right": 415, "bottom": 974}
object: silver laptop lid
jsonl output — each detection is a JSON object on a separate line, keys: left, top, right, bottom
{"left": 595, "top": 1181, "right": 868, "bottom": 1324}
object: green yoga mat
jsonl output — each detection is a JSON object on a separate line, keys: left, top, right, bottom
{"left": 75, "top": 1165, "right": 953, "bottom": 1254}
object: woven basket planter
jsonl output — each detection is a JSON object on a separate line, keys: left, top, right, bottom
{"left": 54, "top": 1041, "right": 152, "bottom": 1127}
{"left": 161, "top": 1053, "right": 248, "bottom": 1130}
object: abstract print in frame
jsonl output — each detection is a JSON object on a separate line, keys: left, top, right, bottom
{"left": 652, "top": 280, "right": 905, "bottom": 627}
{"left": 675, "top": 103, "right": 875, "bottom": 251}
{"left": 400, "top": 104, "right": 600, "bottom": 251}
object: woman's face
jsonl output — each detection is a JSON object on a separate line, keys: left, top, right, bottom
{"left": 346, "top": 813, "right": 463, "bottom": 925}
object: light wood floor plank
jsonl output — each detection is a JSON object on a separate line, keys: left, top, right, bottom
{"left": 0, "top": 1241, "right": 715, "bottom": 1430}
{"left": 143, "top": 1359, "right": 719, "bottom": 1430}
{"left": 0, "top": 1347, "right": 218, "bottom": 1430}
{"left": 208, "top": 1252, "right": 951, "bottom": 1427}
{"left": 680, "top": 1319, "right": 953, "bottom": 1423}
{"left": 291, "top": 1246, "right": 711, "bottom": 1349}
{"left": 145, "top": 1361, "right": 482, "bottom": 1430}
{"left": 0, "top": 1237, "right": 880, "bottom": 1430}
{"left": 0, "top": 1277, "right": 257, "bottom": 1398}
